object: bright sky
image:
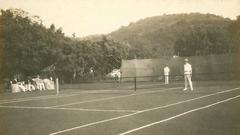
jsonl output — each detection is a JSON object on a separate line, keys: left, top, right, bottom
{"left": 0, "top": 0, "right": 239, "bottom": 37}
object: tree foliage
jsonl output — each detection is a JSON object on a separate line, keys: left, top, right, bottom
{"left": 229, "top": 15, "right": 240, "bottom": 53}
{"left": 1, "top": 9, "right": 64, "bottom": 79}
{"left": 174, "top": 20, "right": 231, "bottom": 56}
{"left": 110, "top": 13, "right": 233, "bottom": 57}
{"left": 0, "top": 9, "right": 130, "bottom": 82}
{"left": 1, "top": 9, "right": 239, "bottom": 83}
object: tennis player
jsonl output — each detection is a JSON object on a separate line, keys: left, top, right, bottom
{"left": 183, "top": 58, "right": 193, "bottom": 91}
{"left": 164, "top": 65, "right": 170, "bottom": 84}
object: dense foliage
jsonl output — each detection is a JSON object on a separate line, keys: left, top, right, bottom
{"left": 0, "top": 9, "right": 239, "bottom": 83}
{"left": 229, "top": 15, "right": 240, "bottom": 53}
{"left": 110, "top": 13, "right": 233, "bottom": 58}
{"left": 0, "top": 9, "right": 130, "bottom": 82}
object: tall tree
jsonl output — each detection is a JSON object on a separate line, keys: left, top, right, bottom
{"left": 229, "top": 16, "right": 240, "bottom": 53}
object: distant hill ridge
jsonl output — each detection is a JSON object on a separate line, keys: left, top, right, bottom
{"left": 109, "top": 13, "right": 231, "bottom": 58}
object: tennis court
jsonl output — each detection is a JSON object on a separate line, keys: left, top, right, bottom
{"left": 0, "top": 80, "right": 240, "bottom": 135}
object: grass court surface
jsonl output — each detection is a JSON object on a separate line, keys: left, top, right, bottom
{"left": 0, "top": 81, "right": 240, "bottom": 135}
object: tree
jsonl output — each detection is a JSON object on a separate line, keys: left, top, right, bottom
{"left": 0, "top": 8, "right": 131, "bottom": 83}
{"left": 0, "top": 9, "right": 63, "bottom": 80}
{"left": 229, "top": 16, "right": 240, "bottom": 53}
{"left": 174, "top": 21, "right": 231, "bottom": 56}
{"left": 110, "top": 13, "right": 232, "bottom": 58}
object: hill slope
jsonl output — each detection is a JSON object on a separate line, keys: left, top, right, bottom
{"left": 110, "top": 13, "right": 231, "bottom": 58}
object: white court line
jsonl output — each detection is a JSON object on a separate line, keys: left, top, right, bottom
{"left": 48, "top": 87, "right": 239, "bottom": 135}
{"left": 0, "top": 89, "right": 131, "bottom": 105}
{"left": 0, "top": 89, "right": 121, "bottom": 104}
{"left": 0, "top": 105, "right": 138, "bottom": 113}
{"left": 0, "top": 93, "right": 80, "bottom": 105}
{"left": 0, "top": 83, "right": 169, "bottom": 105}
{"left": 61, "top": 82, "right": 166, "bottom": 92}
{"left": 124, "top": 82, "right": 183, "bottom": 89}
{"left": 49, "top": 87, "right": 181, "bottom": 108}
{"left": 60, "top": 89, "right": 129, "bottom": 94}
{"left": 119, "top": 94, "right": 240, "bottom": 135}
{"left": 56, "top": 107, "right": 139, "bottom": 113}
{"left": 0, "top": 94, "right": 57, "bottom": 102}
{"left": 124, "top": 83, "right": 165, "bottom": 89}
{"left": 63, "top": 83, "right": 168, "bottom": 94}
{"left": 135, "top": 83, "right": 178, "bottom": 87}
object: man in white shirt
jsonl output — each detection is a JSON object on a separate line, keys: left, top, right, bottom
{"left": 164, "top": 65, "right": 170, "bottom": 84}
{"left": 183, "top": 58, "right": 193, "bottom": 91}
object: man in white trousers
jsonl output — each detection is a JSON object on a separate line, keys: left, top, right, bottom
{"left": 164, "top": 64, "right": 170, "bottom": 84}
{"left": 183, "top": 58, "right": 193, "bottom": 91}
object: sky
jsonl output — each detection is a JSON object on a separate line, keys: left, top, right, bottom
{"left": 0, "top": 0, "right": 240, "bottom": 37}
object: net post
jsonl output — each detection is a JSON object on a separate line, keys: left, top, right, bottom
{"left": 134, "top": 77, "right": 137, "bottom": 91}
{"left": 56, "top": 78, "right": 59, "bottom": 95}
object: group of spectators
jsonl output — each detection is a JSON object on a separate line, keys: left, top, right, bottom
{"left": 10, "top": 75, "right": 55, "bottom": 93}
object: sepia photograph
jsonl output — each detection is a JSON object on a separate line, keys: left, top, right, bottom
{"left": 0, "top": 0, "right": 240, "bottom": 134}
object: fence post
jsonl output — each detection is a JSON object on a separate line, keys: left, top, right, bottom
{"left": 134, "top": 77, "right": 137, "bottom": 91}
{"left": 56, "top": 78, "right": 59, "bottom": 95}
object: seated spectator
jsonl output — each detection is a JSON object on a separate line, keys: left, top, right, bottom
{"left": 49, "top": 77, "right": 55, "bottom": 90}
{"left": 11, "top": 78, "right": 20, "bottom": 93}
{"left": 12, "top": 78, "right": 18, "bottom": 84}
{"left": 31, "top": 78, "right": 37, "bottom": 90}
{"left": 39, "top": 78, "right": 46, "bottom": 91}
{"left": 34, "top": 75, "right": 46, "bottom": 91}
{"left": 18, "top": 81, "right": 26, "bottom": 92}
{"left": 43, "top": 77, "right": 55, "bottom": 90}
{"left": 25, "top": 79, "right": 35, "bottom": 91}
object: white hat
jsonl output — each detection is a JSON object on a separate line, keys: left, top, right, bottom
{"left": 184, "top": 58, "right": 189, "bottom": 62}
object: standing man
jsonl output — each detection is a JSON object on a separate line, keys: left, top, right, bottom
{"left": 183, "top": 58, "right": 193, "bottom": 91}
{"left": 164, "top": 64, "right": 170, "bottom": 84}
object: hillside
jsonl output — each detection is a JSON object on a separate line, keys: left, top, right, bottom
{"left": 110, "top": 13, "right": 232, "bottom": 58}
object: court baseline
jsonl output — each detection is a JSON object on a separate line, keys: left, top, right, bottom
{"left": 0, "top": 89, "right": 127, "bottom": 104}
{"left": 0, "top": 105, "right": 138, "bottom": 113}
{"left": 0, "top": 93, "right": 79, "bottom": 105}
